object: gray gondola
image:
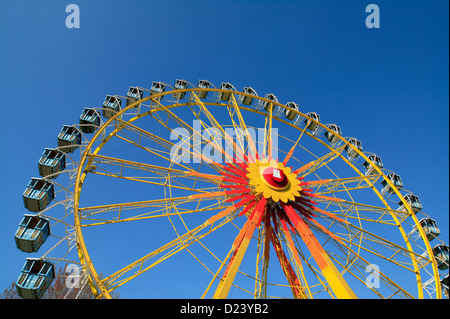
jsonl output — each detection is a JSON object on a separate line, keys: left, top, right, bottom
{"left": 381, "top": 173, "right": 403, "bottom": 194}
{"left": 14, "top": 215, "right": 50, "bottom": 253}
{"left": 57, "top": 125, "right": 81, "bottom": 153}
{"left": 126, "top": 87, "right": 144, "bottom": 107}
{"left": 196, "top": 80, "right": 211, "bottom": 99}
{"left": 15, "top": 258, "right": 55, "bottom": 299}
{"left": 38, "top": 148, "right": 66, "bottom": 179}
{"left": 241, "top": 87, "right": 257, "bottom": 106}
{"left": 432, "top": 244, "right": 449, "bottom": 270}
{"left": 79, "top": 108, "right": 101, "bottom": 134}
{"left": 262, "top": 93, "right": 279, "bottom": 113}
{"left": 362, "top": 155, "right": 383, "bottom": 176}
{"left": 23, "top": 178, "right": 55, "bottom": 212}
{"left": 173, "top": 79, "right": 189, "bottom": 99}
{"left": 324, "top": 124, "right": 342, "bottom": 145}
{"left": 102, "top": 95, "right": 122, "bottom": 119}
{"left": 284, "top": 102, "right": 299, "bottom": 121}
{"left": 412, "top": 218, "right": 440, "bottom": 241}
{"left": 150, "top": 81, "right": 166, "bottom": 102}
{"left": 219, "top": 82, "right": 235, "bottom": 101}
{"left": 398, "top": 194, "right": 422, "bottom": 214}
{"left": 345, "top": 138, "right": 363, "bottom": 160}
{"left": 441, "top": 275, "right": 449, "bottom": 299}
{"left": 304, "top": 112, "right": 321, "bottom": 132}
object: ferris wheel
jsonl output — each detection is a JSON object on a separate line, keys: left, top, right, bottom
{"left": 13, "top": 79, "right": 449, "bottom": 299}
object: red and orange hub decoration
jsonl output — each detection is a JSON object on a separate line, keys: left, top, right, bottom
{"left": 188, "top": 143, "right": 357, "bottom": 299}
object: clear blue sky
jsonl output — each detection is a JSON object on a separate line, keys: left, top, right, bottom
{"left": 0, "top": 0, "right": 448, "bottom": 299}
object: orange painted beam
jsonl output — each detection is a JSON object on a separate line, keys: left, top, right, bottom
{"left": 268, "top": 226, "right": 306, "bottom": 298}
{"left": 280, "top": 218, "right": 310, "bottom": 298}
{"left": 282, "top": 203, "right": 357, "bottom": 299}
{"left": 213, "top": 197, "right": 267, "bottom": 298}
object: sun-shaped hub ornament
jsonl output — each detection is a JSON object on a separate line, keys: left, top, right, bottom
{"left": 247, "top": 158, "right": 301, "bottom": 202}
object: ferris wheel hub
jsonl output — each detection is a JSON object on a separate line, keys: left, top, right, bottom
{"left": 247, "top": 159, "right": 302, "bottom": 203}
{"left": 261, "top": 167, "right": 289, "bottom": 191}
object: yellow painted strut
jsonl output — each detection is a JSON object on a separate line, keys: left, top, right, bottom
{"left": 283, "top": 203, "right": 357, "bottom": 299}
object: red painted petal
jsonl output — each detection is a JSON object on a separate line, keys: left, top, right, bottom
{"left": 238, "top": 199, "right": 257, "bottom": 217}
{"left": 224, "top": 189, "right": 252, "bottom": 196}
{"left": 227, "top": 193, "right": 252, "bottom": 202}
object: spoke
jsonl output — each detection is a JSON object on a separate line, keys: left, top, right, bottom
{"left": 189, "top": 92, "right": 249, "bottom": 164}
{"left": 213, "top": 197, "right": 267, "bottom": 299}
{"left": 115, "top": 109, "right": 228, "bottom": 174}
{"left": 329, "top": 218, "right": 430, "bottom": 271}
{"left": 280, "top": 219, "right": 313, "bottom": 298}
{"left": 268, "top": 224, "right": 307, "bottom": 298}
{"left": 87, "top": 153, "right": 222, "bottom": 186}
{"left": 113, "top": 132, "right": 194, "bottom": 171}
{"left": 78, "top": 194, "right": 226, "bottom": 218}
{"left": 282, "top": 203, "right": 358, "bottom": 299}
{"left": 230, "top": 93, "right": 259, "bottom": 161}
{"left": 263, "top": 102, "right": 274, "bottom": 160}
{"left": 81, "top": 204, "right": 228, "bottom": 227}
{"left": 313, "top": 174, "right": 382, "bottom": 195}
{"left": 227, "top": 95, "right": 251, "bottom": 161}
{"left": 322, "top": 234, "right": 416, "bottom": 299}
{"left": 151, "top": 98, "right": 231, "bottom": 173}
{"left": 114, "top": 116, "right": 174, "bottom": 151}
{"left": 102, "top": 207, "right": 240, "bottom": 292}
{"left": 87, "top": 169, "right": 216, "bottom": 193}
{"left": 254, "top": 224, "right": 269, "bottom": 298}
{"left": 299, "top": 145, "right": 347, "bottom": 178}
{"left": 283, "top": 128, "right": 308, "bottom": 166}
{"left": 315, "top": 197, "right": 407, "bottom": 225}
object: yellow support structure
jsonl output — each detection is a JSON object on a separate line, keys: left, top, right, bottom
{"left": 213, "top": 198, "right": 267, "bottom": 299}
{"left": 283, "top": 203, "right": 358, "bottom": 299}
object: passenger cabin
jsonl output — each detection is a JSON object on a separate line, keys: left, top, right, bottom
{"left": 150, "top": 81, "right": 166, "bottom": 102}
{"left": 126, "top": 87, "right": 144, "bottom": 107}
{"left": 15, "top": 258, "right": 55, "bottom": 299}
{"left": 345, "top": 138, "right": 363, "bottom": 160}
{"left": 241, "top": 87, "right": 257, "bottom": 106}
{"left": 261, "top": 93, "right": 278, "bottom": 113}
{"left": 284, "top": 102, "right": 299, "bottom": 121}
{"left": 23, "top": 178, "right": 55, "bottom": 212}
{"left": 79, "top": 108, "right": 101, "bottom": 134}
{"left": 102, "top": 95, "right": 122, "bottom": 119}
{"left": 304, "top": 112, "right": 321, "bottom": 132}
{"left": 173, "top": 79, "right": 189, "bottom": 99}
{"left": 219, "top": 82, "right": 235, "bottom": 101}
{"left": 412, "top": 218, "right": 440, "bottom": 241}
{"left": 14, "top": 215, "right": 50, "bottom": 253}
{"left": 441, "top": 275, "right": 449, "bottom": 299}
{"left": 324, "top": 124, "right": 342, "bottom": 145}
{"left": 398, "top": 194, "right": 422, "bottom": 214}
{"left": 38, "top": 148, "right": 66, "bottom": 179}
{"left": 363, "top": 155, "right": 383, "bottom": 176}
{"left": 432, "top": 244, "right": 449, "bottom": 270}
{"left": 57, "top": 125, "right": 81, "bottom": 153}
{"left": 381, "top": 173, "right": 403, "bottom": 194}
{"left": 196, "top": 80, "right": 211, "bottom": 99}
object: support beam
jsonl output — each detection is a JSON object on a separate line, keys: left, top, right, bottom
{"left": 213, "top": 197, "right": 267, "bottom": 298}
{"left": 283, "top": 203, "right": 358, "bottom": 299}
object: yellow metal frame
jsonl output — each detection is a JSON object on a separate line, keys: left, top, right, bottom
{"left": 72, "top": 87, "right": 441, "bottom": 299}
